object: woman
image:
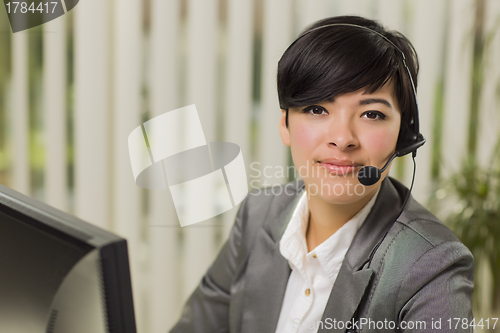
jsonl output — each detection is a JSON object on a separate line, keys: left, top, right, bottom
{"left": 170, "top": 16, "right": 474, "bottom": 333}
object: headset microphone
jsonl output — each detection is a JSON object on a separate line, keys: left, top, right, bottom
{"left": 357, "top": 156, "right": 394, "bottom": 186}
{"left": 357, "top": 134, "right": 426, "bottom": 186}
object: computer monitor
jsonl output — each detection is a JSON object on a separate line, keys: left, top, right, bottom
{"left": 0, "top": 184, "right": 137, "bottom": 333}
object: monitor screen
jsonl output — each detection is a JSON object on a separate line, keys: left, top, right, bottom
{"left": 0, "top": 184, "right": 137, "bottom": 333}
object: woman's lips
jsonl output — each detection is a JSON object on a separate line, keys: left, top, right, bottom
{"left": 317, "top": 160, "right": 361, "bottom": 175}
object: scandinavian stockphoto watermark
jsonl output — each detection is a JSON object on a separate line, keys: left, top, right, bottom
{"left": 248, "top": 161, "right": 368, "bottom": 198}
{"left": 293, "top": 317, "right": 428, "bottom": 331}
{"left": 3, "top": 0, "right": 80, "bottom": 32}
{"left": 128, "top": 105, "right": 248, "bottom": 227}
{"left": 292, "top": 317, "right": 498, "bottom": 331}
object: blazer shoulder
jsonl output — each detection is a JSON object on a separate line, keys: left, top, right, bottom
{"left": 366, "top": 193, "right": 474, "bottom": 324}
{"left": 396, "top": 196, "right": 465, "bottom": 248}
{"left": 373, "top": 179, "right": 474, "bottom": 280}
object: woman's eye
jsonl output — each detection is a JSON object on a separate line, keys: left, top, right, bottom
{"left": 303, "top": 105, "right": 328, "bottom": 115}
{"left": 362, "top": 111, "right": 386, "bottom": 120}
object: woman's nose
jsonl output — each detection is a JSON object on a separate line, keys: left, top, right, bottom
{"left": 327, "top": 119, "right": 358, "bottom": 150}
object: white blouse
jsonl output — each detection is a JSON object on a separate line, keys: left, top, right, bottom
{"left": 275, "top": 189, "right": 379, "bottom": 333}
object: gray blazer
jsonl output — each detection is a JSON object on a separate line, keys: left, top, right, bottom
{"left": 170, "top": 177, "right": 474, "bottom": 333}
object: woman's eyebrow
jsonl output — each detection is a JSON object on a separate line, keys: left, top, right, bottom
{"left": 359, "top": 98, "right": 392, "bottom": 108}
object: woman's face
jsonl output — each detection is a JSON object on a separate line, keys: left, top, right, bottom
{"left": 279, "top": 82, "right": 401, "bottom": 205}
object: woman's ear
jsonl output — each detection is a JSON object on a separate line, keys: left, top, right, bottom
{"left": 278, "top": 109, "right": 291, "bottom": 146}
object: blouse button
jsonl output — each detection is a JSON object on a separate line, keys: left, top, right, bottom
{"left": 312, "top": 253, "right": 317, "bottom": 258}
{"left": 305, "top": 288, "right": 311, "bottom": 296}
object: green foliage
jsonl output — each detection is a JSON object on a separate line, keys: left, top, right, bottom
{"left": 434, "top": 154, "right": 500, "bottom": 311}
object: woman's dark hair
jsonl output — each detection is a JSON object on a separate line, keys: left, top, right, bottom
{"left": 277, "top": 16, "right": 419, "bottom": 146}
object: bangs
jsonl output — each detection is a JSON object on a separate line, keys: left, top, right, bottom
{"left": 277, "top": 27, "right": 400, "bottom": 109}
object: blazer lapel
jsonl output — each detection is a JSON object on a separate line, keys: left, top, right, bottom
{"left": 318, "top": 178, "right": 405, "bottom": 332}
{"left": 240, "top": 184, "right": 305, "bottom": 333}
{"left": 318, "top": 266, "right": 374, "bottom": 333}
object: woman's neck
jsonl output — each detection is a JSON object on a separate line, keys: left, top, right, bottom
{"left": 305, "top": 187, "right": 379, "bottom": 252}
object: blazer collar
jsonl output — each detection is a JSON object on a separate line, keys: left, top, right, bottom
{"left": 267, "top": 177, "right": 405, "bottom": 270}
{"left": 344, "top": 177, "right": 405, "bottom": 270}
{"left": 268, "top": 181, "right": 306, "bottom": 242}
